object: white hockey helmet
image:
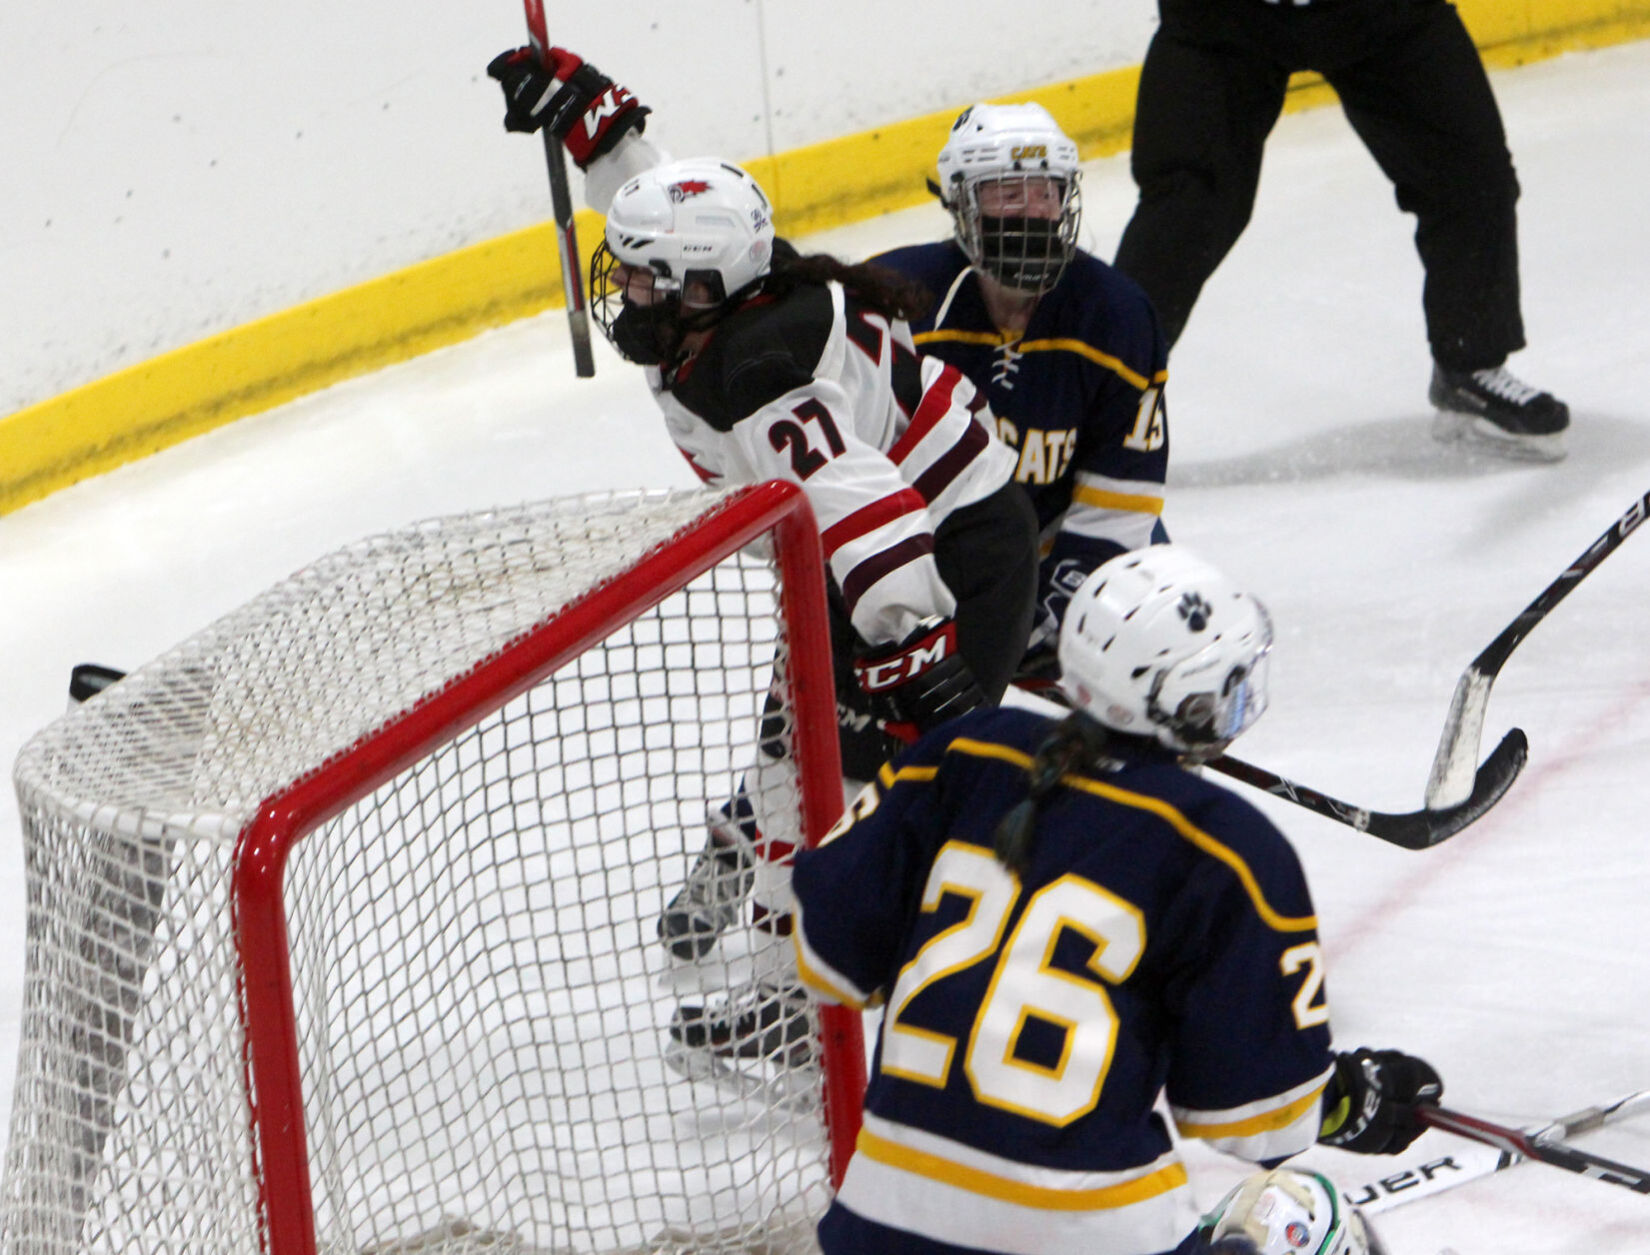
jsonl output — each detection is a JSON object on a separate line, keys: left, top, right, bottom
{"left": 1199, "top": 1169, "right": 1385, "bottom": 1255}
{"left": 1057, "top": 545, "right": 1272, "bottom": 758}
{"left": 935, "top": 101, "right": 1082, "bottom": 294}
{"left": 590, "top": 157, "right": 776, "bottom": 362}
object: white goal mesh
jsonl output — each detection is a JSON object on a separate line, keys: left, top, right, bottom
{"left": 2, "top": 484, "right": 857, "bottom": 1255}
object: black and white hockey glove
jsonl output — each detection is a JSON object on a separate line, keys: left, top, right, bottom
{"left": 485, "top": 45, "right": 649, "bottom": 168}
{"left": 1016, "top": 557, "right": 1093, "bottom": 685}
{"left": 1319, "top": 1047, "right": 1443, "bottom": 1155}
{"left": 854, "top": 617, "right": 985, "bottom": 743}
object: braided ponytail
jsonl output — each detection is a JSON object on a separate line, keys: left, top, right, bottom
{"left": 991, "top": 715, "right": 1111, "bottom": 877}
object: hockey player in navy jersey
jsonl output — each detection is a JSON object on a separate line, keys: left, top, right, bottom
{"left": 873, "top": 102, "right": 1172, "bottom": 683}
{"left": 791, "top": 545, "right": 1438, "bottom": 1255}
{"left": 487, "top": 46, "right": 1038, "bottom": 1069}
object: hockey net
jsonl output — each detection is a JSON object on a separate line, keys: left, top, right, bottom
{"left": 2, "top": 482, "right": 862, "bottom": 1255}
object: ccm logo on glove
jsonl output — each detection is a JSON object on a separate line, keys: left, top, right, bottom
{"left": 854, "top": 621, "right": 958, "bottom": 693}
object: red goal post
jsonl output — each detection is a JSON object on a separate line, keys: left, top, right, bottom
{"left": 5, "top": 481, "right": 865, "bottom": 1255}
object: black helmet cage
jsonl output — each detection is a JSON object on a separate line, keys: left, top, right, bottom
{"left": 589, "top": 241, "right": 744, "bottom": 362}
{"left": 949, "top": 169, "right": 1082, "bottom": 296}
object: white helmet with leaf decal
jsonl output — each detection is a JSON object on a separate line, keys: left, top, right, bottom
{"left": 590, "top": 157, "right": 775, "bottom": 363}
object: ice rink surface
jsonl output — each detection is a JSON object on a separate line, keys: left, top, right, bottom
{"left": 3, "top": 38, "right": 1649, "bottom": 1255}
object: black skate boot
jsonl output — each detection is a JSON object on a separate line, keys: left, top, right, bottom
{"left": 667, "top": 982, "right": 814, "bottom": 1070}
{"left": 1430, "top": 363, "right": 1569, "bottom": 462}
{"left": 657, "top": 810, "right": 756, "bottom": 961}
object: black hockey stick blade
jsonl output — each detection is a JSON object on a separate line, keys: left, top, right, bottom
{"left": 1426, "top": 487, "right": 1649, "bottom": 807}
{"left": 1419, "top": 1103, "right": 1650, "bottom": 1195}
{"left": 1207, "top": 726, "right": 1527, "bottom": 850}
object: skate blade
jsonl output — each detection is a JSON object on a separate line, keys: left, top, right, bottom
{"left": 1432, "top": 409, "right": 1567, "bottom": 462}
{"left": 661, "top": 1036, "right": 819, "bottom": 1112}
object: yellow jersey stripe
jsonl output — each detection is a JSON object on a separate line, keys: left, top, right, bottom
{"left": 1174, "top": 1080, "right": 1329, "bottom": 1140}
{"left": 1018, "top": 338, "right": 1153, "bottom": 391}
{"left": 793, "top": 945, "right": 869, "bottom": 1010}
{"left": 1071, "top": 484, "right": 1165, "bottom": 516}
{"left": 881, "top": 761, "right": 939, "bottom": 787}
{"left": 856, "top": 1125, "right": 1189, "bottom": 1211}
{"left": 914, "top": 329, "right": 1008, "bottom": 348}
{"left": 943, "top": 738, "right": 1316, "bottom": 934}
{"left": 911, "top": 330, "right": 1165, "bottom": 392}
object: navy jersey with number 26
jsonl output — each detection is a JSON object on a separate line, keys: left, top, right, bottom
{"left": 792, "top": 705, "right": 1336, "bottom": 1255}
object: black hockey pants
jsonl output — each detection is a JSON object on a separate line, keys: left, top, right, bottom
{"left": 1113, "top": 0, "right": 1525, "bottom": 369}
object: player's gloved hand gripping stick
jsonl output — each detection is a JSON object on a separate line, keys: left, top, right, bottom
{"left": 488, "top": 3, "right": 650, "bottom": 377}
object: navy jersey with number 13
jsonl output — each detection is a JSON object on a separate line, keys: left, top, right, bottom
{"left": 873, "top": 242, "right": 1171, "bottom": 592}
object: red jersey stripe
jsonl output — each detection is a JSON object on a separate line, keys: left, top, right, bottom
{"left": 888, "top": 364, "right": 968, "bottom": 465}
{"left": 819, "top": 488, "right": 928, "bottom": 559}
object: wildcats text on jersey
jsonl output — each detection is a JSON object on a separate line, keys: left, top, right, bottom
{"left": 873, "top": 242, "right": 1170, "bottom": 573}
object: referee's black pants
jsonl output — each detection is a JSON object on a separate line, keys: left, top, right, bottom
{"left": 1114, "top": 0, "right": 1525, "bottom": 370}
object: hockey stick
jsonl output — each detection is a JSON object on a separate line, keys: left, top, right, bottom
{"left": 1426, "top": 488, "right": 1650, "bottom": 807}
{"left": 521, "top": 0, "right": 596, "bottom": 378}
{"left": 1415, "top": 1099, "right": 1650, "bottom": 1195}
{"left": 1338, "top": 1090, "right": 1650, "bottom": 1213}
{"left": 1205, "top": 729, "right": 1526, "bottom": 850}
{"left": 1013, "top": 678, "right": 1526, "bottom": 849}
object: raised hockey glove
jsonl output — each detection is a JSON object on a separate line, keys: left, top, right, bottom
{"left": 485, "top": 45, "right": 649, "bottom": 168}
{"left": 854, "top": 617, "right": 986, "bottom": 743}
{"left": 1319, "top": 1047, "right": 1443, "bottom": 1155}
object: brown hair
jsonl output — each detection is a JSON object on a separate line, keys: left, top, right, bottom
{"left": 991, "top": 714, "right": 1113, "bottom": 876}
{"left": 763, "top": 245, "right": 934, "bottom": 324}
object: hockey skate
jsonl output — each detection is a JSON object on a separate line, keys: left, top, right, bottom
{"left": 657, "top": 808, "right": 757, "bottom": 961}
{"left": 663, "top": 981, "right": 816, "bottom": 1108}
{"left": 1429, "top": 363, "right": 1569, "bottom": 462}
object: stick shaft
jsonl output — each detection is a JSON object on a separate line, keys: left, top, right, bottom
{"left": 1472, "top": 490, "right": 1650, "bottom": 679}
{"left": 1419, "top": 1103, "right": 1650, "bottom": 1194}
{"left": 521, "top": 0, "right": 596, "bottom": 378}
{"left": 1345, "top": 1089, "right": 1650, "bottom": 1214}
{"left": 1427, "top": 488, "right": 1649, "bottom": 805}
{"left": 1018, "top": 679, "right": 1524, "bottom": 848}
{"left": 1207, "top": 727, "right": 1526, "bottom": 849}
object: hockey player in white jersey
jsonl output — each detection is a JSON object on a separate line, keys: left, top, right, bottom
{"left": 790, "top": 546, "right": 1436, "bottom": 1254}
{"left": 488, "top": 46, "right": 1039, "bottom": 1070}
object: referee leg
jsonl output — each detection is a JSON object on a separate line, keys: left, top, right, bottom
{"left": 1328, "top": 0, "right": 1525, "bottom": 369}
{"left": 1115, "top": 11, "right": 1291, "bottom": 346}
